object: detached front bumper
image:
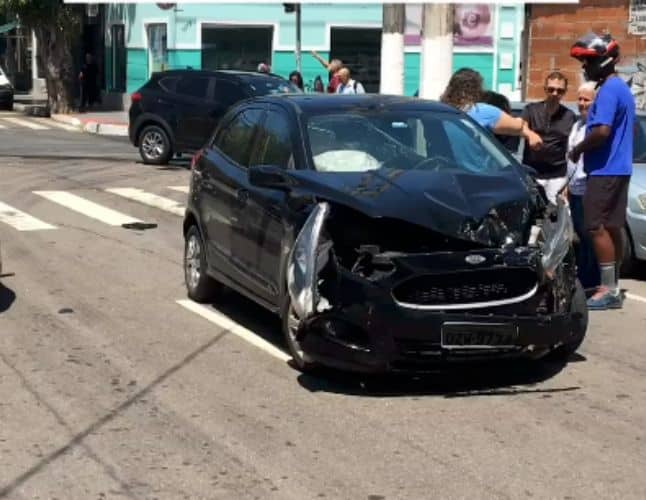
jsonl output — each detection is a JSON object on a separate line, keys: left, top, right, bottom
{"left": 298, "top": 279, "right": 580, "bottom": 373}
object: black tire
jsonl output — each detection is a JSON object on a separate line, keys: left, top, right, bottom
{"left": 138, "top": 124, "right": 172, "bottom": 165}
{"left": 184, "top": 226, "right": 221, "bottom": 303}
{"left": 3, "top": 99, "right": 13, "bottom": 111}
{"left": 281, "top": 297, "right": 319, "bottom": 373}
{"left": 550, "top": 280, "right": 588, "bottom": 360}
{"left": 620, "top": 226, "right": 635, "bottom": 277}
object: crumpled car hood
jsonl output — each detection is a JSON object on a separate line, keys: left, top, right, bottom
{"left": 288, "top": 168, "right": 536, "bottom": 246}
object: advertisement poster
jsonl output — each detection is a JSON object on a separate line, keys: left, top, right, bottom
{"left": 405, "top": 4, "right": 494, "bottom": 50}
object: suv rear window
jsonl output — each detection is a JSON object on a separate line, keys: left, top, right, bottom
{"left": 241, "top": 76, "right": 299, "bottom": 96}
{"left": 176, "top": 76, "right": 211, "bottom": 99}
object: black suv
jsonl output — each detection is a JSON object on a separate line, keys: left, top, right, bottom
{"left": 129, "top": 69, "right": 299, "bottom": 164}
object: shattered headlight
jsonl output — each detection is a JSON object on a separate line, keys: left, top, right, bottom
{"left": 287, "top": 202, "right": 331, "bottom": 319}
{"left": 540, "top": 197, "right": 574, "bottom": 277}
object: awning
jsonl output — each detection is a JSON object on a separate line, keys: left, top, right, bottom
{"left": 0, "top": 21, "right": 19, "bottom": 34}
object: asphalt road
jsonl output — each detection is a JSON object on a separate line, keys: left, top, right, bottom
{"left": 2, "top": 112, "right": 646, "bottom": 499}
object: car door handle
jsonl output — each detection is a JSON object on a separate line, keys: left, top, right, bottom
{"left": 236, "top": 189, "right": 249, "bottom": 204}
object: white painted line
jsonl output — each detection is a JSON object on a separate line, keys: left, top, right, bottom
{"left": 626, "top": 292, "right": 646, "bottom": 305}
{"left": 0, "top": 200, "right": 57, "bottom": 231}
{"left": 0, "top": 122, "right": 6, "bottom": 129}
{"left": 106, "top": 188, "right": 185, "bottom": 216}
{"left": 168, "top": 186, "right": 189, "bottom": 194}
{"left": 33, "top": 191, "right": 142, "bottom": 226}
{"left": 176, "top": 299, "right": 291, "bottom": 362}
{"left": 1, "top": 116, "right": 49, "bottom": 130}
{"left": 32, "top": 117, "right": 80, "bottom": 132}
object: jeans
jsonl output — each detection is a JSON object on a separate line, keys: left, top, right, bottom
{"left": 569, "top": 194, "right": 600, "bottom": 290}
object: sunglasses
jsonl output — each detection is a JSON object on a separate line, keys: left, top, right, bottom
{"left": 545, "top": 86, "right": 566, "bottom": 95}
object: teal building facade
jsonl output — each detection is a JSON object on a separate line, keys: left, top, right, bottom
{"left": 104, "top": 3, "right": 525, "bottom": 105}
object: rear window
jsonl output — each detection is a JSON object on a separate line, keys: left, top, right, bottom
{"left": 176, "top": 76, "right": 211, "bottom": 99}
{"left": 242, "top": 76, "right": 300, "bottom": 96}
{"left": 158, "top": 76, "right": 178, "bottom": 92}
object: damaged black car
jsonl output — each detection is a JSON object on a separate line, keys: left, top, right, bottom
{"left": 183, "top": 94, "right": 588, "bottom": 373}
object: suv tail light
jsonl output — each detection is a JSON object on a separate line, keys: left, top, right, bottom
{"left": 191, "top": 148, "right": 204, "bottom": 169}
{"left": 130, "top": 92, "right": 142, "bottom": 103}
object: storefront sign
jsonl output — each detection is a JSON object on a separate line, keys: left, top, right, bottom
{"left": 629, "top": 0, "right": 646, "bottom": 35}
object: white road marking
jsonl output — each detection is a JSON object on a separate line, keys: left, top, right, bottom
{"left": 1, "top": 116, "right": 49, "bottom": 130}
{"left": 106, "top": 188, "right": 185, "bottom": 216}
{"left": 168, "top": 186, "right": 189, "bottom": 194}
{"left": 0, "top": 201, "right": 57, "bottom": 231}
{"left": 176, "top": 299, "right": 291, "bottom": 362}
{"left": 32, "top": 117, "right": 80, "bottom": 132}
{"left": 33, "top": 191, "right": 142, "bottom": 226}
{"left": 0, "top": 122, "right": 6, "bottom": 129}
{"left": 626, "top": 292, "right": 646, "bottom": 305}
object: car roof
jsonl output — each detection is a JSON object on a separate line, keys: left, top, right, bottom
{"left": 151, "top": 69, "right": 286, "bottom": 80}
{"left": 249, "top": 94, "right": 460, "bottom": 114}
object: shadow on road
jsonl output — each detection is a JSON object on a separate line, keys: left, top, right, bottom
{"left": 0, "top": 281, "right": 16, "bottom": 313}
{"left": 206, "top": 291, "right": 583, "bottom": 398}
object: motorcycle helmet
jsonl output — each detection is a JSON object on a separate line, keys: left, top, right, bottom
{"left": 570, "top": 32, "right": 620, "bottom": 82}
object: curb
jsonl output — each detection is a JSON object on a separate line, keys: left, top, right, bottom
{"left": 51, "top": 114, "right": 128, "bottom": 137}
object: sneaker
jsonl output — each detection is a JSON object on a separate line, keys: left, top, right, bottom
{"left": 587, "top": 292, "right": 623, "bottom": 310}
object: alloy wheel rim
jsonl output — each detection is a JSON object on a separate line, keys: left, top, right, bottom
{"left": 142, "top": 131, "right": 164, "bottom": 159}
{"left": 186, "top": 235, "right": 201, "bottom": 291}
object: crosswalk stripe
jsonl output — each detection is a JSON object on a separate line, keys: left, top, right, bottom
{"left": 32, "top": 117, "right": 80, "bottom": 132}
{"left": 33, "top": 191, "right": 143, "bottom": 226}
{"left": 0, "top": 201, "right": 57, "bottom": 231}
{"left": 0, "top": 122, "right": 6, "bottom": 129}
{"left": 106, "top": 188, "right": 185, "bottom": 216}
{"left": 1, "top": 116, "right": 49, "bottom": 130}
{"left": 168, "top": 186, "right": 189, "bottom": 194}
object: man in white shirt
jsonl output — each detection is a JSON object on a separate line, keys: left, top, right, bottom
{"left": 567, "top": 81, "right": 599, "bottom": 290}
{"left": 335, "top": 68, "right": 365, "bottom": 94}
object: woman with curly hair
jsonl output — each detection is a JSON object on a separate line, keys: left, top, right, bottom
{"left": 441, "top": 68, "right": 543, "bottom": 150}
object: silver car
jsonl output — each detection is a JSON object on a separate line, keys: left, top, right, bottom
{"left": 507, "top": 103, "right": 646, "bottom": 274}
{"left": 625, "top": 112, "right": 646, "bottom": 273}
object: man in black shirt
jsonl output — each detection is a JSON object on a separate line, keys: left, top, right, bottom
{"left": 522, "top": 71, "right": 576, "bottom": 203}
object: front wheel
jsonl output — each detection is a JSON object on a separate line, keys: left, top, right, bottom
{"left": 550, "top": 280, "right": 588, "bottom": 360}
{"left": 184, "top": 226, "right": 221, "bottom": 303}
{"left": 282, "top": 298, "right": 318, "bottom": 373}
{"left": 138, "top": 124, "right": 172, "bottom": 165}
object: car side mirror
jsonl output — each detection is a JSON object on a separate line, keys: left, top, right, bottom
{"left": 248, "top": 164, "right": 294, "bottom": 191}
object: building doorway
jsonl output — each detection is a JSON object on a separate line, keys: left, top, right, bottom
{"left": 201, "top": 26, "right": 273, "bottom": 71}
{"left": 330, "top": 27, "right": 381, "bottom": 93}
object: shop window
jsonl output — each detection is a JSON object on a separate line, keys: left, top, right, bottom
{"left": 330, "top": 28, "right": 381, "bottom": 93}
{"left": 201, "top": 26, "right": 272, "bottom": 72}
{"left": 111, "top": 24, "right": 126, "bottom": 92}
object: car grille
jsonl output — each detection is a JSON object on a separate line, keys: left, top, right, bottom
{"left": 392, "top": 268, "right": 537, "bottom": 308}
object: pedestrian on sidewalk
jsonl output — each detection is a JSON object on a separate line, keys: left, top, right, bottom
{"left": 521, "top": 72, "right": 576, "bottom": 204}
{"left": 79, "top": 52, "right": 99, "bottom": 112}
{"left": 289, "top": 70, "right": 304, "bottom": 91}
{"left": 481, "top": 90, "right": 519, "bottom": 151}
{"left": 257, "top": 62, "right": 271, "bottom": 74}
{"left": 441, "top": 68, "right": 543, "bottom": 148}
{"left": 310, "top": 51, "right": 343, "bottom": 93}
{"left": 335, "top": 67, "right": 365, "bottom": 95}
{"left": 568, "top": 32, "right": 635, "bottom": 310}
{"left": 566, "top": 81, "right": 600, "bottom": 291}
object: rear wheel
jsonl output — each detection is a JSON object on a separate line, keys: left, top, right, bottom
{"left": 138, "top": 124, "right": 172, "bottom": 165}
{"left": 184, "top": 226, "right": 221, "bottom": 303}
{"left": 550, "top": 280, "right": 588, "bottom": 360}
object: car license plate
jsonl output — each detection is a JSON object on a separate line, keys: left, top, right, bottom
{"left": 441, "top": 322, "right": 518, "bottom": 349}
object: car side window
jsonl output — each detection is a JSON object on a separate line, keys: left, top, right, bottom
{"left": 158, "top": 76, "right": 178, "bottom": 92}
{"left": 214, "top": 108, "right": 264, "bottom": 167}
{"left": 176, "top": 76, "right": 210, "bottom": 99}
{"left": 252, "top": 110, "right": 294, "bottom": 169}
{"left": 215, "top": 80, "right": 247, "bottom": 108}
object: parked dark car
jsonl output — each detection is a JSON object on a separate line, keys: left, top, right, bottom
{"left": 183, "top": 94, "right": 587, "bottom": 373}
{"left": 0, "top": 65, "right": 14, "bottom": 111}
{"left": 128, "top": 69, "right": 299, "bottom": 165}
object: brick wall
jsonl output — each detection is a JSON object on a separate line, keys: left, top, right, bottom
{"left": 526, "top": 0, "right": 646, "bottom": 100}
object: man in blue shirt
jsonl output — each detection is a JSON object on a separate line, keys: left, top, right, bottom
{"left": 568, "top": 33, "right": 635, "bottom": 309}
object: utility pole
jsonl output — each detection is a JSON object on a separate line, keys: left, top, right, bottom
{"left": 419, "top": 3, "right": 453, "bottom": 100}
{"left": 379, "top": 3, "right": 404, "bottom": 95}
{"left": 295, "top": 3, "right": 302, "bottom": 74}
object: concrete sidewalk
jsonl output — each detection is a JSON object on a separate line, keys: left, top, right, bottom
{"left": 50, "top": 111, "right": 129, "bottom": 137}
